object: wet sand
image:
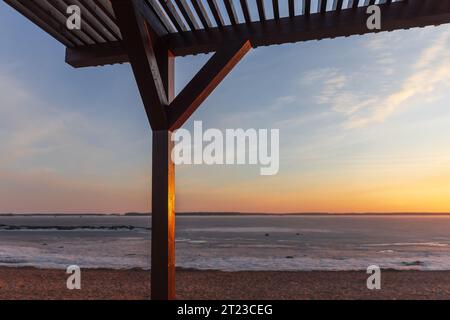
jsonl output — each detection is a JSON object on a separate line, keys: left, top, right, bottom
{"left": 1, "top": 267, "right": 450, "bottom": 300}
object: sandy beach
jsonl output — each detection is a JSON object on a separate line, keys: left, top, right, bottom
{"left": 1, "top": 267, "right": 450, "bottom": 300}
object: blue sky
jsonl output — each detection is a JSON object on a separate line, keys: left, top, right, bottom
{"left": 2, "top": 2, "right": 450, "bottom": 213}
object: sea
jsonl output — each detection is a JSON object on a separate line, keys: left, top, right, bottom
{"left": 1, "top": 215, "right": 450, "bottom": 271}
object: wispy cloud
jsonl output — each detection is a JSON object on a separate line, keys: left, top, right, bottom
{"left": 299, "top": 28, "right": 450, "bottom": 129}
{"left": 348, "top": 28, "right": 450, "bottom": 128}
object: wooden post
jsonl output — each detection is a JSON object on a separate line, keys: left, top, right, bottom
{"left": 109, "top": 2, "right": 248, "bottom": 301}
{"left": 111, "top": 0, "right": 176, "bottom": 299}
{"left": 151, "top": 130, "right": 176, "bottom": 300}
{"left": 151, "top": 46, "right": 175, "bottom": 300}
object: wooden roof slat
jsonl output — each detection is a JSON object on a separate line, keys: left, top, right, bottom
{"left": 207, "top": 0, "right": 225, "bottom": 27}
{"left": 256, "top": 0, "right": 266, "bottom": 21}
{"left": 364, "top": 0, "right": 375, "bottom": 6}
{"left": 272, "top": 0, "right": 279, "bottom": 19}
{"left": 224, "top": 0, "right": 239, "bottom": 25}
{"left": 240, "top": 0, "right": 252, "bottom": 23}
{"left": 64, "top": 0, "right": 117, "bottom": 41}
{"left": 147, "top": 0, "right": 177, "bottom": 33}
{"left": 4, "top": 0, "right": 78, "bottom": 46}
{"left": 191, "top": 0, "right": 213, "bottom": 29}
{"left": 158, "top": 0, "right": 188, "bottom": 32}
{"left": 288, "top": 0, "right": 295, "bottom": 18}
{"left": 94, "top": 0, "right": 117, "bottom": 23}
{"left": 332, "top": 0, "right": 344, "bottom": 11}
{"left": 347, "top": 0, "right": 359, "bottom": 9}
{"left": 302, "top": 0, "right": 311, "bottom": 15}
{"left": 77, "top": 0, "right": 121, "bottom": 40}
{"left": 318, "top": 0, "right": 327, "bottom": 13}
{"left": 20, "top": 0, "right": 94, "bottom": 45}
{"left": 43, "top": 0, "right": 103, "bottom": 44}
{"left": 48, "top": 0, "right": 107, "bottom": 43}
{"left": 364, "top": 0, "right": 376, "bottom": 6}
{"left": 174, "top": 0, "right": 200, "bottom": 30}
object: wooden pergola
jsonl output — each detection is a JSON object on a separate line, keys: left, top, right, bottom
{"left": 5, "top": 0, "right": 450, "bottom": 299}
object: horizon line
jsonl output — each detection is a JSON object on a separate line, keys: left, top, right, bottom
{"left": 2, "top": 212, "right": 450, "bottom": 216}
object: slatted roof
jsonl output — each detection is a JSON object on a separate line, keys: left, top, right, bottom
{"left": 4, "top": 0, "right": 404, "bottom": 46}
{"left": 5, "top": 0, "right": 450, "bottom": 66}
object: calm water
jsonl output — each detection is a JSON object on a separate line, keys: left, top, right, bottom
{"left": 1, "top": 215, "right": 450, "bottom": 270}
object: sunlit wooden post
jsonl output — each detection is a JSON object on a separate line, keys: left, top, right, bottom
{"left": 151, "top": 130, "right": 176, "bottom": 300}
{"left": 110, "top": 0, "right": 176, "bottom": 299}
{"left": 109, "top": 0, "right": 250, "bottom": 300}
{"left": 151, "top": 40, "right": 176, "bottom": 301}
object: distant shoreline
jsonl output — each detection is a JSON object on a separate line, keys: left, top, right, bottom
{"left": 2, "top": 212, "right": 450, "bottom": 217}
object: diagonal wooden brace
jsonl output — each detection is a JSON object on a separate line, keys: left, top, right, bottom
{"left": 168, "top": 40, "right": 252, "bottom": 131}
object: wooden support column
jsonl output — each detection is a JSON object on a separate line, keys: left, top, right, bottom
{"left": 113, "top": 0, "right": 249, "bottom": 301}
{"left": 111, "top": 0, "right": 176, "bottom": 300}
{"left": 151, "top": 130, "right": 175, "bottom": 300}
{"left": 152, "top": 43, "right": 175, "bottom": 302}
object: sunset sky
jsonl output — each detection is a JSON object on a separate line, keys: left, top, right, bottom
{"left": 2, "top": 2, "right": 450, "bottom": 213}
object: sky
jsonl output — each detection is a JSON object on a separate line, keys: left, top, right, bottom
{"left": 2, "top": 2, "right": 450, "bottom": 214}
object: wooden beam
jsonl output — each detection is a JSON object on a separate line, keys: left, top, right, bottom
{"left": 168, "top": 40, "right": 251, "bottom": 130}
{"left": 65, "top": 41, "right": 128, "bottom": 68}
{"left": 151, "top": 130, "right": 175, "bottom": 300}
{"left": 111, "top": 0, "right": 168, "bottom": 129}
{"left": 167, "top": 0, "right": 450, "bottom": 56}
